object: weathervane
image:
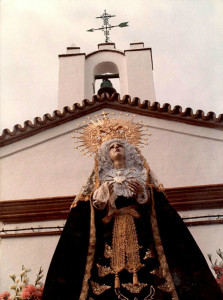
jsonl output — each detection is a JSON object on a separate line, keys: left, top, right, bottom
{"left": 87, "top": 10, "right": 129, "bottom": 43}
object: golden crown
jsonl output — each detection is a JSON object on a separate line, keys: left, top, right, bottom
{"left": 73, "top": 111, "right": 151, "bottom": 156}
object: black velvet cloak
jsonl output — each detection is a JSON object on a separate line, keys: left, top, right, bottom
{"left": 42, "top": 188, "right": 223, "bottom": 300}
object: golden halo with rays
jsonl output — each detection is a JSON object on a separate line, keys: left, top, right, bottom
{"left": 73, "top": 111, "right": 151, "bottom": 156}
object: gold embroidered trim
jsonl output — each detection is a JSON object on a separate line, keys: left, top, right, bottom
{"left": 122, "top": 282, "right": 148, "bottom": 294}
{"left": 93, "top": 157, "right": 100, "bottom": 193}
{"left": 158, "top": 282, "right": 174, "bottom": 293}
{"left": 70, "top": 169, "right": 97, "bottom": 209}
{"left": 150, "top": 267, "right": 164, "bottom": 278}
{"left": 104, "top": 243, "right": 112, "bottom": 258}
{"left": 78, "top": 194, "right": 92, "bottom": 201}
{"left": 71, "top": 194, "right": 92, "bottom": 208}
{"left": 90, "top": 281, "right": 111, "bottom": 295}
{"left": 150, "top": 188, "right": 179, "bottom": 300}
{"left": 144, "top": 286, "right": 156, "bottom": 300}
{"left": 108, "top": 209, "right": 142, "bottom": 275}
{"left": 102, "top": 206, "right": 140, "bottom": 224}
{"left": 79, "top": 201, "right": 96, "bottom": 300}
{"left": 143, "top": 249, "right": 154, "bottom": 260}
{"left": 115, "top": 290, "right": 130, "bottom": 300}
{"left": 157, "top": 184, "right": 165, "bottom": 192}
{"left": 97, "top": 263, "right": 113, "bottom": 277}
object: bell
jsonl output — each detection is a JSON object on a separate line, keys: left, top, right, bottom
{"left": 97, "top": 78, "right": 116, "bottom": 96}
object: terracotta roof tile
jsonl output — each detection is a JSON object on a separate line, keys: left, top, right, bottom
{"left": 1, "top": 93, "right": 223, "bottom": 147}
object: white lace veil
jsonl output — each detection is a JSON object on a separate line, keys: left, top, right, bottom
{"left": 97, "top": 138, "right": 146, "bottom": 180}
{"left": 71, "top": 138, "right": 161, "bottom": 208}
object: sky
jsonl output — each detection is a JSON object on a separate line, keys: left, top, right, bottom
{"left": 1, "top": 0, "right": 223, "bottom": 131}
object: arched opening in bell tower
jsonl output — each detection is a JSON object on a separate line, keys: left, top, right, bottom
{"left": 93, "top": 61, "right": 120, "bottom": 95}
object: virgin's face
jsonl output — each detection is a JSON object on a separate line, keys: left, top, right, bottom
{"left": 109, "top": 142, "right": 125, "bottom": 162}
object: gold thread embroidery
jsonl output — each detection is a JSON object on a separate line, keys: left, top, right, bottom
{"left": 143, "top": 249, "right": 154, "bottom": 260}
{"left": 144, "top": 286, "right": 156, "bottom": 300}
{"left": 103, "top": 207, "right": 142, "bottom": 288}
{"left": 122, "top": 282, "right": 148, "bottom": 294}
{"left": 150, "top": 188, "right": 179, "bottom": 300}
{"left": 97, "top": 263, "right": 113, "bottom": 277}
{"left": 150, "top": 267, "right": 164, "bottom": 278}
{"left": 71, "top": 194, "right": 92, "bottom": 208}
{"left": 78, "top": 194, "right": 92, "bottom": 201}
{"left": 90, "top": 281, "right": 111, "bottom": 295}
{"left": 73, "top": 113, "right": 151, "bottom": 155}
{"left": 127, "top": 263, "right": 145, "bottom": 271}
{"left": 158, "top": 282, "right": 173, "bottom": 293}
{"left": 109, "top": 209, "right": 142, "bottom": 275}
{"left": 135, "top": 148, "right": 150, "bottom": 188}
{"left": 104, "top": 243, "right": 112, "bottom": 258}
{"left": 115, "top": 290, "right": 129, "bottom": 300}
{"left": 79, "top": 201, "right": 96, "bottom": 300}
{"left": 157, "top": 184, "right": 165, "bottom": 192}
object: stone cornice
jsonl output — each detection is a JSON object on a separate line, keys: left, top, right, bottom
{"left": 58, "top": 53, "right": 86, "bottom": 58}
{"left": 1, "top": 93, "right": 223, "bottom": 147}
{"left": 86, "top": 49, "right": 124, "bottom": 58}
{"left": 0, "top": 184, "right": 222, "bottom": 224}
{"left": 97, "top": 43, "right": 116, "bottom": 49}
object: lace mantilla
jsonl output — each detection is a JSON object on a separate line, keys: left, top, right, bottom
{"left": 101, "top": 167, "right": 147, "bottom": 201}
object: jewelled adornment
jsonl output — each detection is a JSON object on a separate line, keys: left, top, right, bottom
{"left": 114, "top": 175, "right": 127, "bottom": 184}
{"left": 122, "top": 282, "right": 148, "bottom": 294}
{"left": 101, "top": 167, "right": 147, "bottom": 201}
{"left": 73, "top": 112, "right": 150, "bottom": 156}
{"left": 90, "top": 281, "right": 111, "bottom": 295}
{"left": 112, "top": 168, "right": 135, "bottom": 184}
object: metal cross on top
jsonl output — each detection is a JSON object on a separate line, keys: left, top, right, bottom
{"left": 87, "top": 10, "right": 129, "bottom": 43}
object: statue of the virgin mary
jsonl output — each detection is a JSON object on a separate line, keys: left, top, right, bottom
{"left": 42, "top": 113, "right": 223, "bottom": 300}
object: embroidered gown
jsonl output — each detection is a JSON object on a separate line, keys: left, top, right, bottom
{"left": 88, "top": 167, "right": 172, "bottom": 299}
{"left": 42, "top": 167, "right": 223, "bottom": 300}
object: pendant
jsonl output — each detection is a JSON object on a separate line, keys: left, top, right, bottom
{"left": 114, "top": 175, "right": 127, "bottom": 184}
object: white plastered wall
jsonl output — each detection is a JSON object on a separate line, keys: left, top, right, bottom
{"left": 1, "top": 109, "right": 223, "bottom": 201}
{"left": 0, "top": 220, "right": 62, "bottom": 292}
{"left": 125, "top": 49, "right": 156, "bottom": 101}
{"left": 58, "top": 54, "right": 85, "bottom": 110}
{"left": 84, "top": 51, "right": 128, "bottom": 100}
{"left": 58, "top": 43, "right": 156, "bottom": 109}
{"left": 0, "top": 108, "right": 223, "bottom": 291}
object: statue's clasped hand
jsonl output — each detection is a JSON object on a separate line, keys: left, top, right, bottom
{"left": 128, "top": 180, "right": 144, "bottom": 196}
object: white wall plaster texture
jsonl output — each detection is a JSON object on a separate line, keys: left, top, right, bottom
{"left": 0, "top": 109, "right": 222, "bottom": 291}
{"left": 1, "top": 108, "right": 223, "bottom": 201}
{"left": 57, "top": 43, "right": 156, "bottom": 109}
{"left": 0, "top": 220, "right": 62, "bottom": 292}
